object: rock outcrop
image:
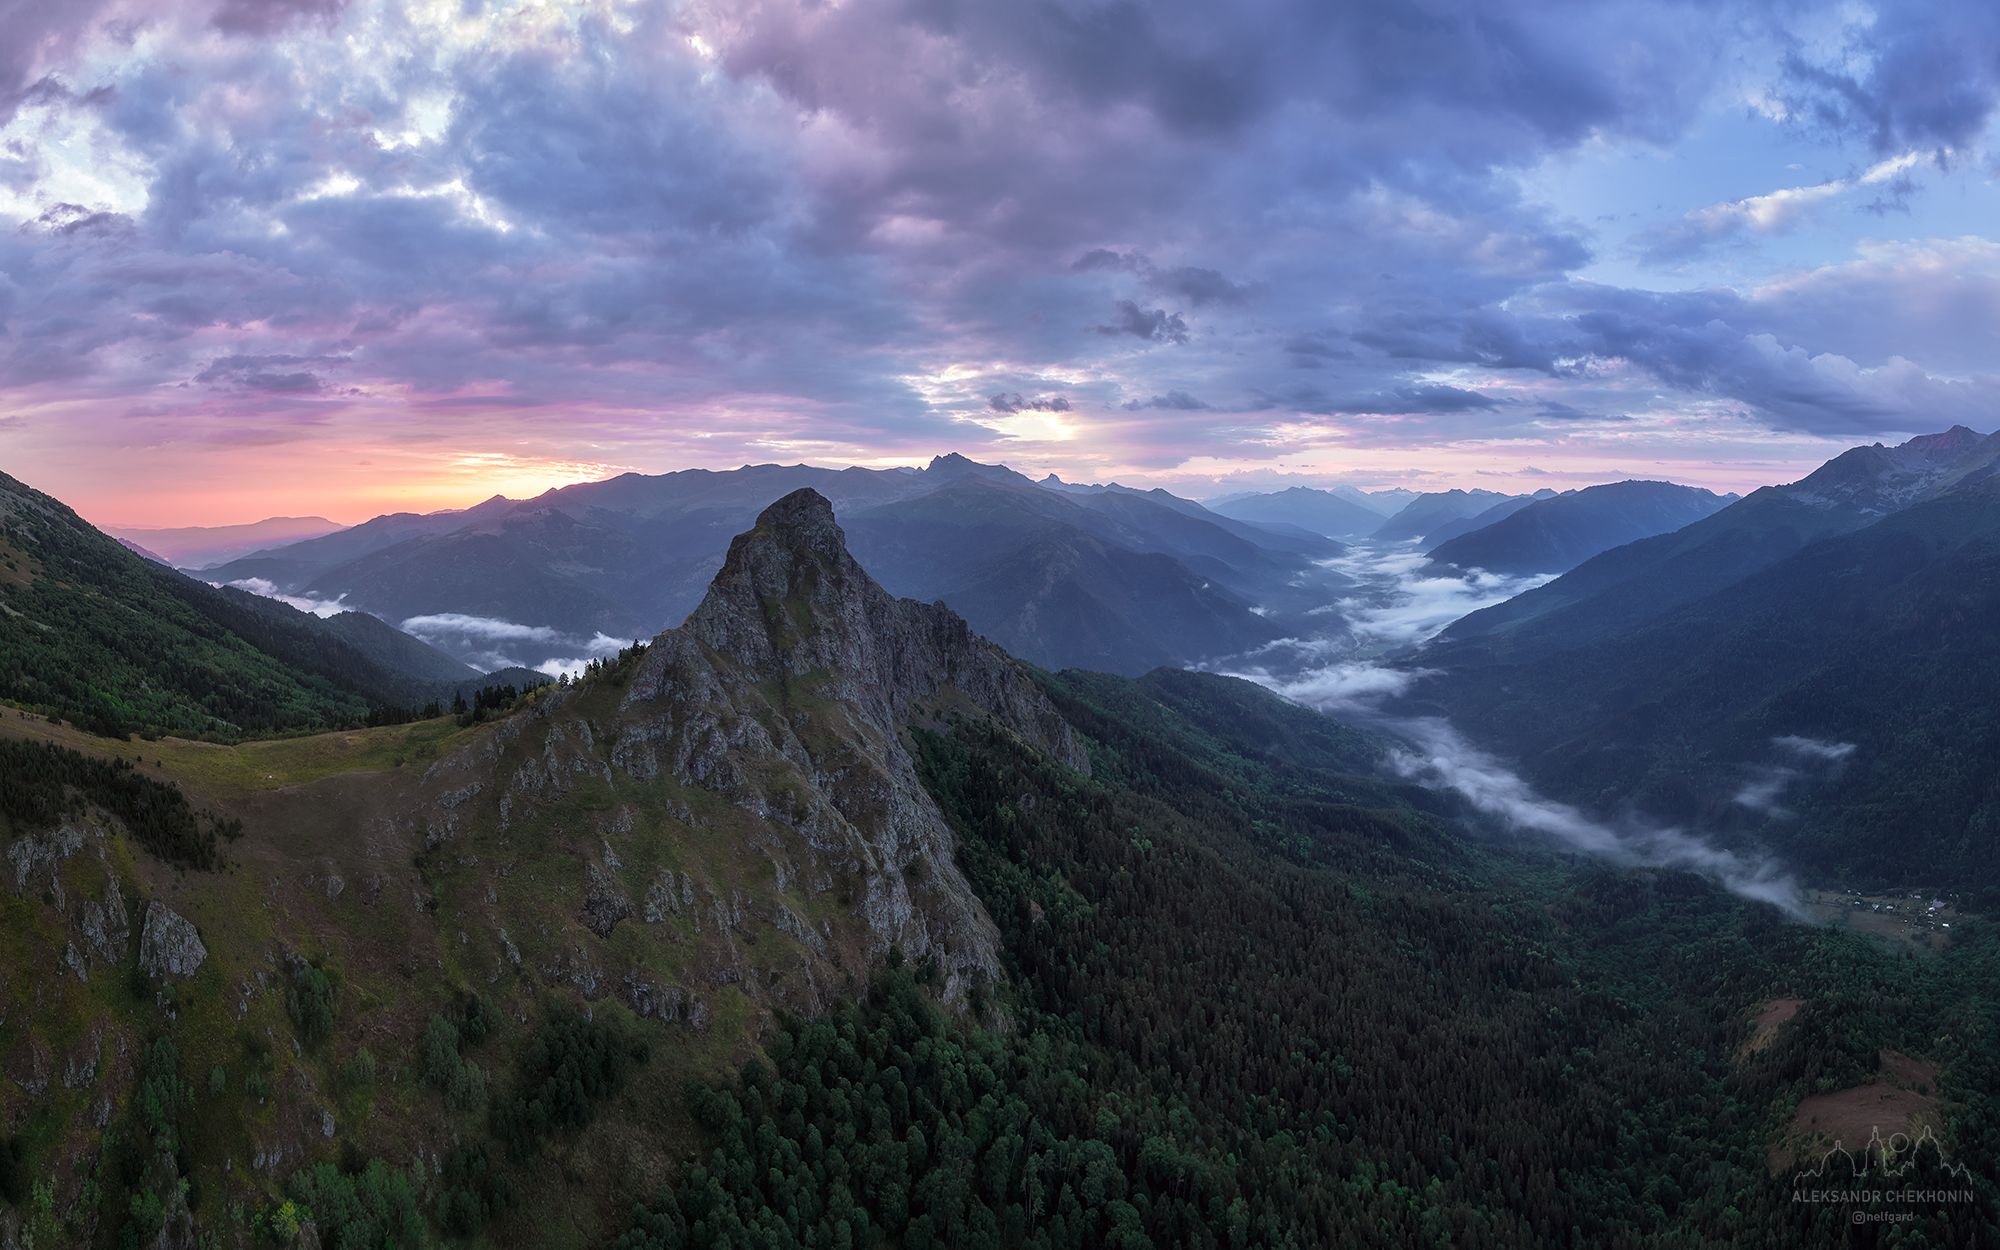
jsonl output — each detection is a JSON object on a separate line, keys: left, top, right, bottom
{"left": 137, "top": 902, "right": 207, "bottom": 980}
{"left": 420, "top": 488, "right": 1088, "bottom": 1009}
{"left": 610, "top": 488, "right": 1086, "bottom": 999}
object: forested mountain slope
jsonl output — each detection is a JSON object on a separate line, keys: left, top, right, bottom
{"left": 1441, "top": 426, "right": 2000, "bottom": 654}
{"left": 0, "top": 470, "right": 481, "bottom": 738}
{"left": 3, "top": 489, "right": 1996, "bottom": 1248}
{"left": 1426, "top": 480, "right": 1733, "bottom": 575}
{"left": 1418, "top": 431, "right": 2000, "bottom": 886}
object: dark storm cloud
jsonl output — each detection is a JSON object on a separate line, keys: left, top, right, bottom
{"left": 1072, "top": 250, "right": 1248, "bottom": 306}
{"left": 1782, "top": 1, "right": 2000, "bottom": 156}
{"left": 194, "top": 353, "right": 349, "bottom": 394}
{"left": 1350, "top": 309, "right": 1577, "bottom": 373}
{"left": 1259, "top": 383, "right": 1500, "bottom": 417}
{"left": 1156, "top": 266, "right": 1248, "bottom": 307}
{"left": 211, "top": 0, "right": 348, "bottom": 36}
{"left": 988, "top": 392, "right": 1073, "bottom": 414}
{"left": 1123, "top": 391, "right": 1211, "bottom": 411}
{"left": 1097, "top": 300, "right": 1190, "bottom": 345}
{"left": 32, "top": 202, "right": 134, "bottom": 238}
{"left": 0, "top": 0, "right": 112, "bottom": 125}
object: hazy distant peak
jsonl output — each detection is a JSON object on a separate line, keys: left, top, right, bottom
{"left": 1790, "top": 425, "right": 2000, "bottom": 515}
{"left": 1896, "top": 425, "right": 1985, "bottom": 454}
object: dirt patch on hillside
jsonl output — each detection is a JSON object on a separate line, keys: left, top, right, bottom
{"left": 1774, "top": 1050, "right": 1943, "bottom": 1172}
{"left": 1743, "top": 997, "right": 1803, "bottom": 1056}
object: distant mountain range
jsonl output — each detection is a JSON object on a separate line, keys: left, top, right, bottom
{"left": 105, "top": 515, "right": 345, "bottom": 568}
{"left": 1206, "top": 486, "right": 1391, "bottom": 539}
{"left": 202, "top": 454, "right": 1350, "bottom": 676}
{"left": 1417, "top": 426, "right": 2000, "bottom": 882}
{"left": 1371, "top": 488, "right": 1527, "bottom": 543}
{"left": 1425, "top": 480, "right": 1736, "bottom": 575}
{"left": 1416, "top": 490, "right": 1556, "bottom": 547}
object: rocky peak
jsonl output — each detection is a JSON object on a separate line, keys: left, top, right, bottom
{"left": 1900, "top": 425, "right": 1984, "bottom": 456}
{"left": 433, "top": 487, "right": 1091, "bottom": 1006}
{"left": 923, "top": 452, "right": 1029, "bottom": 488}
{"left": 1787, "top": 426, "right": 2000, "bottom": 515}
{"left": 689, "top": 488, "right": 857, "bottom": 645}
{"left": 683, "top": 489, "right": 1084, "bottom": 767}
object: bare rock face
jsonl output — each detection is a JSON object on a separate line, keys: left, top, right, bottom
{"left": 679, "top": 488, "right": 1086, "bottom": 770}
{"left": 579, "top": 862, "right": 633, "bottom": 939}
{"left": 138, "top": 902, "right": 206, "bottom": 980}
{"left": 603, "top": 489, "right": 1086, "bottom": 1001}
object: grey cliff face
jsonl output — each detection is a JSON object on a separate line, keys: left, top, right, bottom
{"left": 614, "top": 488, "right": 1086, "bottom": 999}
{"left": 138, "top": 902, "right": 207, "bottom": 980}
{"left": 681, "top": 488, "right": 1087, "bottom": 768}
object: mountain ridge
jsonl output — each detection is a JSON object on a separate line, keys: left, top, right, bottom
{"left": 203, "top": 456, "right": 1341, "bottom": 676}
{"left": 1425, "top": 480, "right": 1734, "bottom": 575}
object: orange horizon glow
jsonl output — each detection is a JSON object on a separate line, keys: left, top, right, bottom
{"left": 24, "top": 431, "right": 1847, "bottom": 533}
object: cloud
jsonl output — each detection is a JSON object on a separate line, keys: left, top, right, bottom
{"left": 4, "top": 0, "right": 1998, "bottom": 519}
{"left": 1096, "top": 300, "right": 1190, "bottom": 345}
{"left": 400, "top": 613, "right": 563, "bottom": 643}
{"left": 1733, "top": 735, "right": 1858, "bottom": 816}
{"left": 1639, "top": 152, "right": 1924, "bottom": 263}
{"left": 1239, "top": 659, "right": 1426, "bottom": 707}
{"left": 195, "top": 353, "right": 350, "bottom": 395}
{"left": 1263, "top": 383, "right": 1500, "bottom": 417}
{"left": 533, "top": 633, "right": 629, "bottom": 680}
{"left": 1315, "top": 545, "right": 1555, "bottom": 651}
{"left": 1228, "top": 651, "right": 1804, "bottom": 913}
{"left": 1780, "top": 1, "right": 2000, "bottom": 155}
{"left": 1220, "top": 555, "right": 1802, "bottom": 915}
{"left": 1774, "top": 735, "right": 1855, "bottom": 761}
{"left": 400, "top": 614, "right": 632, "bottom": 674}
{"left": 1155, "top": 265, "right": 1248, "bottom": 307}
{"left": 988, "top": 392, "right": 1072, "bottom": 414}
{"left": 1123, "top": 390, "right": 1211, "bottom": 411}
{"left": 1384, "top": 716, "right": 1804, "bottom": 915}
{"left": 219, "top": 576, "right": 349, "bottom": 618}
{"left": 211, "top": 0, "right": 348, "bottom": 36}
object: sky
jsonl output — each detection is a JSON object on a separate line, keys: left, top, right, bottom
{"left": 3, "top": 0, "right": 2000, "bottom": 526}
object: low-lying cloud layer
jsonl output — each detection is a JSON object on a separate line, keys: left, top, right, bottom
{"left": 219, "top": 576, "right": 348, "bottom": 618}
{"left": 1222, "top": 547, "right": 1805, "bottom": 915}
{"left": 1315, "top": 546, "right": 1555, "bottom": 654}
{"left": 398, "top": 612, "right": 629, "bottom": 676}
{"left": 1734, "top": 734, "right": 1858, "bottom": 817}
{"left": 1384, "top": 716, "right": 1805, "bottom": 915}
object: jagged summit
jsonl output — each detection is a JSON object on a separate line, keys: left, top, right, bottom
{"left": 725, "top": 486, "right": 849, "bottom": 566}
{"left": 1896, "top": 424, "right": 1984, "bottom": 454}
{"left": 678, "top": 489, "right": 1084, "bottom": 767}
{"left": 923, "top": 451, "right": 1027, "bottom": 487}
{"left": 1794, "top": 424, "right": 2000, "bottom": 515}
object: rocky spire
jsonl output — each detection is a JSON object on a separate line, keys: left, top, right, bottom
{"left": 679, "top": 488, "right": 1085, "bottom": 769}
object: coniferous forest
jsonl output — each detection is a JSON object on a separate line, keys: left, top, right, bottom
{"left": 605, "top": 671, "right": 2000, "bottom": 1249}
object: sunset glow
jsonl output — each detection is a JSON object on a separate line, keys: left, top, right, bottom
{"left": 3, "top": 1, "right": 1996, "bottom": 525}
